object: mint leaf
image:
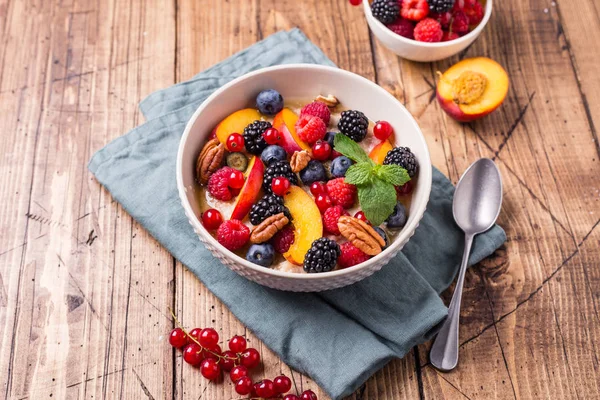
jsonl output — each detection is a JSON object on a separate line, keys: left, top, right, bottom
{"left": 357, "top": 178, "right": 397, "bottom": 226}
{"left": 334, "top": 134, "right": 373, "bottom": 165}
{"left": 345, "top": 162, "right": 373, "bottom": 185}
{"left": 376, "top": 164, "right": 410, "bottom": 186}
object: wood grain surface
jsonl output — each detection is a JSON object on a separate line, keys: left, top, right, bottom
{"left": 0, "top": 0, "right": 599, "bottom": 399}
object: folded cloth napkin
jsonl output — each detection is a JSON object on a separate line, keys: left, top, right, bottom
{"left": 89, "top": 29, "right": 506, "bottom": 399}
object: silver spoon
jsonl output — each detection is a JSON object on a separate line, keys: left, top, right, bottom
{"left": 429, "top": 158, "right": 503, "bottom": 372}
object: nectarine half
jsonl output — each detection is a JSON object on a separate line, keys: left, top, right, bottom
{"left": 283, "top": 186, "right": 323, "bottom": 266}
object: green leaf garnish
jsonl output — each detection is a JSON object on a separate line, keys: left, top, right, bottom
{"left": 358, "top": 178, "right": 397, "bottom": 226}
{"left": 345, "top": 162, "right": 373, "bottom": 185}
{"left": 334, "top": 134, "right": 373, "bottom": 165}
{"left": 375, "top": 164, "right": 410, "bottom": 186}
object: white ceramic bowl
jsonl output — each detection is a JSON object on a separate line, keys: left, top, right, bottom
{"left": 364, "top": 0, "right": 493, "bottom": 62}
{"left": 177, "top": 64, "right": 432, "bottom": 292}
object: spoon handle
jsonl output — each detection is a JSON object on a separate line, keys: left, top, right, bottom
{"left": 429, "top": 233, "right": 474, "bottom": 371}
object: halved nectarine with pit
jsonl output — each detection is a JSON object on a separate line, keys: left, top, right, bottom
{"left": 437, "top": 57, "right": 509, "bottom": 122}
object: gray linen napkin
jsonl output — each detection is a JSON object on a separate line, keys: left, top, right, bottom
{"left": 88, "top": 29, "right": 506, "bottom": 399}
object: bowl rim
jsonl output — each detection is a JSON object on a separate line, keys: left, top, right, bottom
{"left": 363, "top": 0, "right": 493, "bottom": 49}
{"left": 176, "top": 64, "right": 432, "bottom": 281}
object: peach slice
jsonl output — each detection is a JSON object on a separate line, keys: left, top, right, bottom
{"left": 369, "top": 140, "right": 393, "bottom": 164}
{"left": 437, "top": 57, "right": 509, "bottom": 122}
{"left": 273, "top": 108, "right": 311, "bottom": 154}
{"left": 283, "top": 186, "right": 323, "bottom": 265}
{"left": 229, "top": 156, "right": 264, "bottom": 221}
{"left": 215, "top": 108, "right": 263, "bottom": 145}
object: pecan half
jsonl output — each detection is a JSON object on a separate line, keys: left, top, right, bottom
{"left": 338, "top": 216, "right": 386, "bottom": 256}
{"left": 250, "top": 213, "right": 289, "bottom": 244}
{"left": 196, "top": 138, "right": 225, "bottom": 184}
{"left": 290, "top": 150, "right": 311, "bottom": 173}
{"left": 315, "top": 94, "right": 339, "bottom": 108}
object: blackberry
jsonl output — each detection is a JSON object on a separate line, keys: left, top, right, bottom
{"left": 383, "top": 147, "right": 419, "bottom": 177}
{"left": 263, "top": 160, "right": 298, "bottom": 193}
{"left": 303, "top": 238, "right": 341, "bottom": 273}
{"left": 371, "top": 0, "right": 400, "bottom": 24}
{"left": 338, "top": 110, "right": 369, "bottom": 142}
{"left": 243, "top": 120, "right": 271, "bottom": 155}
{"left": 249, "top": 194, "right": 292, "bottom": 226}
{"left": 428, "top": 0, "right": 455, "bottom": 13}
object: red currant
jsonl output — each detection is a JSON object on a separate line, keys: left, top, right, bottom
{"left": 200, "top": 358, "right": 221, "bottom": 380}
{"left": 273, "top": 375, "right": 292, "bottom": 394}
{"left": 284, "top": 395, "right": 301, "bottom": 400}
{"left": 396, "top": 181, "right": 413, "bottom": 196}
{"left": 230, "top": 365, "right": 248, "bottom": 382}
{"left": 228, "top": 170, "right": 245, "bottom": 189}
{"left": 229, "top": 335, "right": 247, "bottom": 353}
{"left": 199, "top": 328, "right": 219, "bottom": 347}
{"left": 240, "top": 348, "right": 260, "bottom": 369}
{"left": 309, "top": 181, "right": 327, "bottom": 196}
{"left": 220, "top": 350, "right": 237, "bottom": 371}
{"left": 349, "top": 0, "right": 363, "bottom": 5}
{"left": 373, "top": 121, "right": 393, "bottom": 141}
{"left": 263, "top": 127, "right": 283, "bottom": 145}
{"left": 182, "top": 343, "right": 203, "bottom": 366}
{"left": 201, "top": 344, "right": 221, "bottom": 360}
{"left": 301, "top": 390, "right": 318, "bottom": 400}
{"left": 201, "top": 209, "right": 223, "bottom": 230}
{"left": 235, "top": 376, "right": 253, "bottom": 395}
{"left": 354, "top": 211, "right": 370, "bottom": 225}
{"left": 255, "top": 379, "right": 275, "bottom": 398}
{"left": 271, "top": 177, "right": 290, "bottom": 196}
{"left": 169, "top": 328, "right": 189, "bottom": 348}
{"left": 330, "top": 149, "right": 342, "bottom": 159}
{"left": 315, "top": 194, "right": 333, "bottom": 213}
{"left": 226, "top": 133, "right": 244, "bottom": 151}
{"left": 188, "top": 327, "right": 202, "bottom": 342}
{"left": 311, "top": 140, "right": 332, "bottom": 161}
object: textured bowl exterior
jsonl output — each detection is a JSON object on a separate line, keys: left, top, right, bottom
{"left": 363, "top": 0, "right": 493, "bottom": 62}
{"left": 176, "top": 65, "right": 432, "bottom": 292}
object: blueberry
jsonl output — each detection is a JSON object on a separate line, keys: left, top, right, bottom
{"left": 299, "top": 160, "right": 327, "bottom": 185}
{"left": 324, "top": 131, "right": 337, "bottom": 147}
{"left": 246, "top": 243, "right": 275, "bottom": 267}
{"left": 386, "top": 201, "right": 407, "bottom": 230}
{"left": 330, "top": 156, "right": 352, "bottom": 177}
{"left": 261, "top": 145, "right": 287, "bottom": 166}
{"left": 256, "top": 89, "right": 284, "bottom": 116}
{"left": 373, "top": 226, "right": 389, "bottom": 249}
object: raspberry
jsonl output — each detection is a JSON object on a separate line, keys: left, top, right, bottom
{"left": 207, "top": 167, "right": 235, "bottom": 201}
{"left": 322, "top": 206, "right": 349, "bottom": 235}
{"left": 464, "top": 1, "right": 484, "bottom": 25}
{"left": 300, "top": 101, "right": 331, "bottom": 125}
{"left": 295, "top": 114, "right": 327, "bottom": 144}
{"left": 430, "top": 11, "right": 452, "bottom": 28}
{"left": 451, "top": 11, "right": 469, "bottom": 34}
{"left": 272, "top": 225, "right": 295, "bottom": 253}
{"left": 401, "top": 0, "right": 429, "bottom": 21}
{"left": 326, "top": 178, "right": 356, "bottom": 209}
{"left": 414, "top": 18, "right": 443, "bottom": 42}
{"left": 338, "top": 242, "right": 370, "bottom": 269}
{"left": 442, "top": 30, "right": 460, "bottom": 41}
{"left": 216, "top": 220, "right": 250, "bottom": 251}
{"left": 452, "top": 0, "right": 475, "bottom": 12}
{"left": 386, "top": 18, "right": 415, "bottom": 39}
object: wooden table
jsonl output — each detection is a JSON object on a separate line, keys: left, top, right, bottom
{"left": 1, "top": 0, "right": 599, "bottom": 398}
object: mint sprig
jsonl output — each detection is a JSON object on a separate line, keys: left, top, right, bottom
{"left": 334, "top": 134, "right": 411, "bottom": 226}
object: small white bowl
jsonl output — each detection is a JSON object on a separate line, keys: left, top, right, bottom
{"left": 177, "top": 64, "right": 432, "bottom": 292}
{"left": 364, "top": 0, "right": 493, "bottom": 62}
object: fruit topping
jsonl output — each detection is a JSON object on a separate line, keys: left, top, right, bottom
{"left": 295, "top": 114, "right": 327, "bottom": 144}
{"left": 226, "top": 132, "right": 245, "bottom": 152}
{"left": 330, "top": 156, "right": 352, "bottom": 178}
{"left": 208, "top": 166, "right": 236, "bottom": 201}
{"left": 311, "top": 140, "right": 332, "bottom": 161}
{"left": 354, "top": 210, "right": 370, "bottom": 225}
{"left": 338, "top": 110, "right": 369, "bottom": 142}
{"left": 464, "top": 0, "right": 484, "bottom": 25}
{"left": 396, "top": 180, "right": 414, "bottom": 196}
{"left": 429, "top": 0, "right": 455, "bottom": 13}
{"left": 383, "top": 147, "right": 418, "bottom": 177}
{"left": 315, "top": 194, "right": 333, "bottom": 213}
{"left": 303, "top": 238, "right": 341, "bottom": 273}
{"left": 272, "top": 225, "right": 295, "bottom": 254}
{"left": 323, "top": 205, "right": 349, "bottom": 235}
{"left": 273, "top": 108, "right": 310, "bottom": 153}
{"left": 263, "top": 127, "right": 283, "bottom": 145}
{"left": 371, "top": 0, "right": 400, "bottom": 24}
{"left": 437, "top": 57, "right": 509, "bottom": 122}
{"left": 401, "top": 0, "right": 429, "bottom": 21}
{"left": 243, "top": 120, "right": 271, "bottom": 155}
{"left": 386, "top": 201, "right": 408, "bottom": 229}
{"left": 451, "top": 10, "right": 470, "bottom": 34}
{"left": 373, "top": 120, "right": 394, "bottom": 141}
{"left": 386, "top": 18, "right": 415, "bottom": 39}
{"left": 249, "top": 194, "right": 291, "bottom": 226}
{"left": 373, "top": 226, "right": 389, "bottom": 248}
{"left": 414, "top": 18, "right": 443, "bottom": 42}
{"left": 430, "top": 11, "right": 452, "bottom": 27}
{"left": 442, "top": 31, "right": 460, "bottom": 41}
{"left": 215, "top": 109, "right": 263, "bottom": 145}
{"left": 338, "top": 242, "right": 371, "bottom": 269}
{"left": 216, "top": 219, "right": 250, "bottom": 250}
{"left": 230, "top": 156, "right": 265, "bottom": 220}
{"left": 326, "top": 177, "right": 357, "bottom": 209}
{"left": 228, "top": 169, "right": 245, "bottom": 189}
{"left": 201, "top": 209, "right": 223, "bottom": 230}
{"left": 309, "top": 181, "right": 327, "bottom": 197}
{"left": 283, "top": 186, "right": 323, "bottom": 265}
{"left": 246, "top": 243, "right": 275, "bottom": 267}
{"left": 271, "top": 177, "right": 291, "bottom": 197}
{"left": 299, "top": 160, "right": 327, "bottom": 185}
{"left": 226, "top": 152, "right": 249, "bottom": 171}
{"left": 263, "top": 160, "right": 299, "bottom": 193}
{"left": 261, "top": 145, "right": 287, "bottom": 166}
{"left": 300, "top": 101, "right": 331, "bottom": 125}
{"left": 368, "top": 139, "right": 394, "bottom": 165}
{"left": 256, "top": 89, "right": 284, "bottom": 116}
